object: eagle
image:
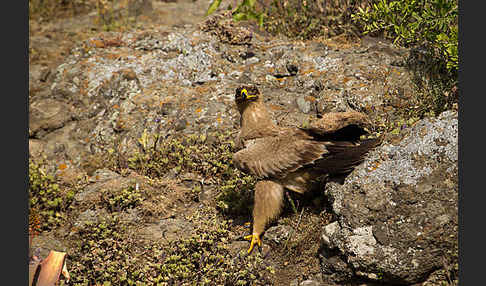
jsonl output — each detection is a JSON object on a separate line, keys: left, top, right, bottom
{"left": 232, "top": 85, "right": 381, "bottom": 253}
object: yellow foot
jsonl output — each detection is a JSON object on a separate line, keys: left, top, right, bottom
{"left": 244, "top": 233, "right": 262, "bottom": 254}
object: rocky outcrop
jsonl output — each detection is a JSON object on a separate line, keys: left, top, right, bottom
{"left": 28, "top": 15, "right": 413, "bottom": 174}
{"left": 320, "top": 111, "right": 458, "bottom": 285}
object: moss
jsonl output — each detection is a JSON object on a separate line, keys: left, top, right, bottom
{"left": 126, "top": 130, "right": 258, "bottom": 216}
{"left": 69, "top": 215, "right": 144, "bottom": 285}
{"left": 69, "top": 209, "right": 274, "bottom": 285}
{"left": 101, "top": 185, "right": 143, "bottom": 213}
{"left": 216, "top": 173, "right": 256, "bottom": 217}
{"left": 29, "top": 159, "right": 75, "bottom": 232}
{"left": 151, "top": 209, "right": 274, "bottom": 285}
{"left": 128, "top": 131, "right": 234, "bottom": 179}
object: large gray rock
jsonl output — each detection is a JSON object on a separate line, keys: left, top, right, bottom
{"left": 320, "top": 111, "right": 458, "bottom": 284}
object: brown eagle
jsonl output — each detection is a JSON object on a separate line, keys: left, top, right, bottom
{"left": 232, "top": 85, "right": 381, "bottom": 253}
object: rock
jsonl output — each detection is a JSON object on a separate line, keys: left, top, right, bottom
{"left": 265, "top": 225, "right": 292, "bottom": 244}
{"left": 320, "top": 111, "right": 458, "bottom": 284}
{"left": 41, "top": 121, "right": 90, "bottom": 165}
{"left": 29, "top": 99, "right": 73, "bottom": 137}
{"left": 74, "top": 209, "right": 100, "bottom": 228}
{"left": 286, "top": 63, "right": 299, "bottom": 76}
{"left": 31, "top": 233, "right": 68, "bottom": 260}
{"left": 320, "top": 221, "right": 339, "bottom": 247}
{"left": 88, "top": 169, "right": 122, "bottom": 183}
{"left": 74, "top": 171, "right": 147, "bottom": 210}
{"left": 174, "top": 118, "right": 188, "bottom": 131}
{"left": 29, "top": 64, "right": 49, "bottom": 91}
{"left": 296, "top": 96, "right": 313, "bottom": 114}
{"left": 140, "top": 218, "right": 195, "bottom": 242}
{"left": 29, "top": 139, "right": 46, "bottom": 159}
{"left": 228, "top": 241, "right": 250, "bottom": 257}
{"left": 198, "top": 184, "right": 218, "bottom": 202}
{"left": 55, "top": 162, "right": 87, "bottom": 185}
{"left": 300, "top": 280, "right": 321, "bottom": 286}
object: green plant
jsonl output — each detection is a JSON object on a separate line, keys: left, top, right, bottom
{"left": 152, "top": 211, "right": 274, "bottom": 285}
{"left": 29, "top": 159, "right": 75, "bottom": 231}
{"left": 207, "top": 0, "right": 369, "bottom": 40}
{"left": 69, "top": 210, "right": 274, "bottom": 285}
{"left": 207, "top": 0, "right": 265, "bottom": 27}
{"left": 128, "top": 130, "right": 259, "bottom": 216}
{"left": 128, "top": 131, "right": 235, "bottom": 180}
{"left": 352, "top": 0, "right": 458, "bottom": 74}
{"left": 69, "top": 215, "right": 143, "bottom": 285}
{"left": 102, "top": 185, "right": 143, "bottom": 212}
{"left": 216, "top": 172, "right": 256, "bottom": 216}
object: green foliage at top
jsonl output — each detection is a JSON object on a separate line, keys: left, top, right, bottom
{"left": 29, "top": 0, "right": 93, "bottom": 20}
{"left": 29, "top": 159, "right": 75, "bottom": 231}
{"left": 206, "top": 0, "right": 222, "bottom": 16}
{"left": 207, "top": 0, "right": 265, "bottom": 27}
{"left": 231, "top": 0, "right": 265, "bottom": 27}
{"left": 352, "top": 0, "right": 458, "bottom": 74}
{"left": 206, "top": 0, "right": 367, "bottom": 39}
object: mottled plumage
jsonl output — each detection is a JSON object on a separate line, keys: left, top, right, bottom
{"left": 232, "top": 85, "right": 381, "bottom": 253}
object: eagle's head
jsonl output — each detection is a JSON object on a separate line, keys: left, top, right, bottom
{"left": 235, "top": 85, "right": 261, "bottom": 105}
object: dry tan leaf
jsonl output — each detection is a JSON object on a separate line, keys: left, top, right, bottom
{"left": 29, "top": 261, "right": 41, "bottom": 286}
{"left": 35, "top": 251, "right": 67, "bottom": 286}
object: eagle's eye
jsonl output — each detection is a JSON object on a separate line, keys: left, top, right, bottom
{"left": 241, "top": 88, "right": 248, "bottom": 99}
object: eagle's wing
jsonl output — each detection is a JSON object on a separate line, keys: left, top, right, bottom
{"left": 312, "top": 138, "right": 381, "bottom": 175}
{"left": 304, "top": 111, "right": 381, "bottom": 174}
{"left": 232, "top": 130, "right": 328, "bottom": 178}
{"left": 307, "top": 111, "right": 371, "bottom": 137}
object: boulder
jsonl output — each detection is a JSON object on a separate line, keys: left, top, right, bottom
{"left": 321, "top": 111, "right": 458, "bottom": 284}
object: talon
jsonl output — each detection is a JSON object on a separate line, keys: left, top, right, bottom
{"left": 244, "top": 234, "right": 262, "bottom": 254}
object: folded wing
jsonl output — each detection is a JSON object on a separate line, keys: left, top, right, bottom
{"left": 232, "top": 130, "right": 328, "bottom": 178}
{"left": 233, "top": 110, "right": 382, "bottom": 179}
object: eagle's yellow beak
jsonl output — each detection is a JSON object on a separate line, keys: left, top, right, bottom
{"left": 239, "top": 88, "right": 258, "bottom": 101}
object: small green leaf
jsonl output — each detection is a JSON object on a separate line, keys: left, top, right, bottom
{"left": 391, "top": 128, "right": 400, "bottom": 135}
{"left": 258, "top": 13, "right": 264, "bottom": 27}
{"left": 233, "top": 12, "right": 247, "bottom": 21}
{"left": 206, "top": 0, "right": 222, "bottom": 16}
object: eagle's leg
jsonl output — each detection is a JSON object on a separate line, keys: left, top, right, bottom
{"left": 245, "top": 180, "right": 284, "bottom": 254}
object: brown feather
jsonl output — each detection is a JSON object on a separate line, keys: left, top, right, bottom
{"left": 233, "top": 129, "right": 329, "bottom": 178}
{"left": 307, "top": 111, "right": 371, "bottom": 136}
{"left": 310, "top": 138, "right": 382, "bottom": 175}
